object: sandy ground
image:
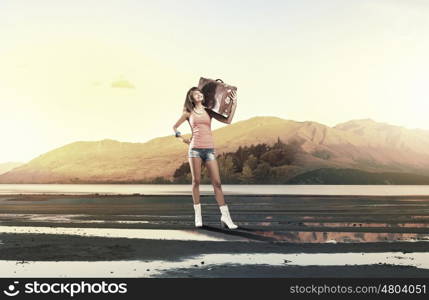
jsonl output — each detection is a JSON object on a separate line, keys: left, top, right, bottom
{"left": 1, "top": 194, "right": 429, "bottom": 277}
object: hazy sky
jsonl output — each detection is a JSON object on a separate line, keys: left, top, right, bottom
{"left": 1, "top": 0, "right": 429, "bottom": 163}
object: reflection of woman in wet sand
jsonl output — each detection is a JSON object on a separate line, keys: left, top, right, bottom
{"left": 173, "top": 87, "right": 238, "bottom": 229}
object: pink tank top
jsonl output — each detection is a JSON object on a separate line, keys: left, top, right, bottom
{"left": 188, "top": 109, "right": 215, "bottom": 148}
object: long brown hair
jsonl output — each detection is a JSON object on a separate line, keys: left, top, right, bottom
{"left": 183, "top": 87, "right": 207, "bottom": 115}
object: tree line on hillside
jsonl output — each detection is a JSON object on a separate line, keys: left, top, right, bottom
{"left": 169, "top": 137, "right": 305, "bottom": 184}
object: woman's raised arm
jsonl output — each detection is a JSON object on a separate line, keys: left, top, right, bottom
{"left": 207, "top": 90, "right": 238, "bottom": 124}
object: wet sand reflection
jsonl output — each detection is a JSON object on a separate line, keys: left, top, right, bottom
{"left": 251, "top": 230, "right": 429, "bottom": 243}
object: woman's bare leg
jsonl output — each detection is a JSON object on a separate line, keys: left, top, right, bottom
{"left": 205, "top": 159, "right": 226, "bottom": 206}
{"left": 189, "top": 157, "right": 202, "bottom": 204}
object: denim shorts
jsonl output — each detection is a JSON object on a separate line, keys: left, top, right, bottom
{"left": 188, "top": 148, "right": 216, "bottom": 161}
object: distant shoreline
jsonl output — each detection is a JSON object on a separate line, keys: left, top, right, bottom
{"left": 3, "top": 193, "right": 429, "bottom": 197}
{"left": 3, "top": 184, "right": 429, "bottom": 196}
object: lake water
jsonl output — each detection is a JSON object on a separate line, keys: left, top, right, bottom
{"left": 1, "top": 184, "right": 429, "bottom": 195}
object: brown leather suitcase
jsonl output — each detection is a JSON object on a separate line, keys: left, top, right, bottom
{"left": 198, "top": 77, "right": 237, "bottom": 118}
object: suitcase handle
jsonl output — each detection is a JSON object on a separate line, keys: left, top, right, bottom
{"left": 215, "top": 79, "right": 224, "bottom": 83}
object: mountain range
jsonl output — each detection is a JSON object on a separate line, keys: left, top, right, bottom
{"left": 1, "top": 117, "right": 429, "bottom": 183}
{"left": 0, "top": 162, "right": 24, "bottom": 176}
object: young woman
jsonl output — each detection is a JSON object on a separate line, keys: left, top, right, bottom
{"left": 172, "top": 87, "right": 238, "bottom": 229}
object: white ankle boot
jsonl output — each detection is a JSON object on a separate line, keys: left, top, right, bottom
{"left": 219, "top": 205, "right": 238, "bottom": 229}
{"left": 193, "top": 203, "right": 203, "bottom": 227}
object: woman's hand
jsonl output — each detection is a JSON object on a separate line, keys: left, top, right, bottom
{"left": 229, "top": 90, "right": 237, "bottom": 104}
{"left": 182, "top": 138, "right": 191, "bottom": 145}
